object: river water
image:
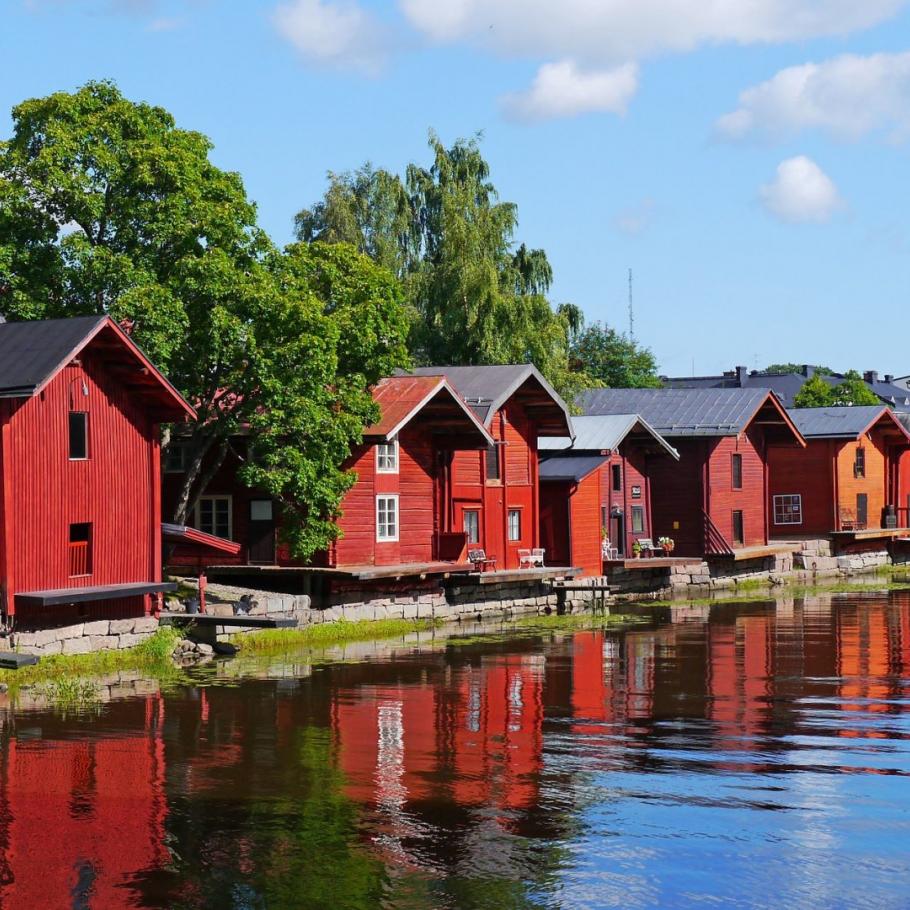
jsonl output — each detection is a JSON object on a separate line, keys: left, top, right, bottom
{"left": 1, "top": 591, "right": 909, "bottom": 909}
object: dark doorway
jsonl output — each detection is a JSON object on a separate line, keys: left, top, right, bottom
{"left": 248, "top": 499, "right": 276, "bottom": 564}
{"left": 856, "top": 493, "right": 868, "bottom": 529}
{"left": 610, "top": 513, "right": 625, "bottom": 556}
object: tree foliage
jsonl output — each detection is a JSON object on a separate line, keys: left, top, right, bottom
{"left": 295, "top": 133, "right": 587, "bottom": 397}
{"left": 764, "top": 362, "right": 833, "bottom": 375}
{"left": 0, "top": 80, "right": 410, "bottom": 557}
{"left": 793, "top": 370, "right": 881, "bottom": 408}
{"left": 569, "top": 322, "right": 662, "bottom": 388}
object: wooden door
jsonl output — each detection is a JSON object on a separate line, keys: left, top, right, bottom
{"left": 856, "top": 493, "right": 868, "bottom": 528}
{"left": 610, "top": 514, "right": 625, "bottom": 556}
{"left": 248, "top": 499, "right": 276, "bottom": 564}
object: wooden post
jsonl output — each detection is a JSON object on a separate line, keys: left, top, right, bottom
{"left": 198, "top": 572, "right": 207, "bottom": 614}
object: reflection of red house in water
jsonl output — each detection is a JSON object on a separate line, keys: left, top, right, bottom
{"left": 0, "top": 697, "right": 168, "bottom": 909}
{"left": 333, "top": 653, "right": 545, "bottom": 839}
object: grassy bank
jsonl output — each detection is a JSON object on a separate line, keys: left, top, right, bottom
{"left": 229, "top": 617, "right": 441, "bottom": 654}
{"left": 0, "top": 627, "right": 184, "bottom": 693}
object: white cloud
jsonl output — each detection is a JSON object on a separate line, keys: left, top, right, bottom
{"left": 759, "top": 156, "right": 843, "bottom": 224}
{"left": 501, "top": 61, "right": 637, "bottom": 121}
{"left": 397, "top": 0, "right": 905, "bottom": 64}
{"left": 614, "top": 198, "right": 656, "bottom": 235}
{"left": 717, "top": 52, "right": 910, "bottom": 142}
{"left": 273, "top": 0, "right": 389, "bottom": 74}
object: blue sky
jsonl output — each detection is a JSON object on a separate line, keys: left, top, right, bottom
{"left": 3, "top": 0, "right": 910, "bottom": 377}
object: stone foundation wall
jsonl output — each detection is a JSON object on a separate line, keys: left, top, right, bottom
{"left": 12, "top": 616, "right": 159, "bottom": 657}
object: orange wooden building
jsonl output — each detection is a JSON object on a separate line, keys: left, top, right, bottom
{"left": 538, "top": 415, "right": 679, "bottom": 575}
{"left": 767, "top": 406, "right": 910, "bottom": 536}
{"left": 579, "top": 388, "right": 805, "bottom": 557}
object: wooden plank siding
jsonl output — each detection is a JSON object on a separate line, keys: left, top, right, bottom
{"left": 835, "top": 433, "right": 887, "bottom": 530}
{"left": 646, "top": 440, "right": 705, "bottom": 557}
{"left": 2, "top": 348, "right": 165, "bottom": 621}
{"left": 707, "top": 431, "right": 767, "bottom": 548}
{"left": 767, "top": 441, "right": 835, "bottom": 535}
{"left": 569, "top": 470, "right": 602, "bottom": 577}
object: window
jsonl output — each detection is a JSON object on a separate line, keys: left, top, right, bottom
{"left": 631, "top": 485, "right": 642, "bottom": 499}
{"left": 732, "top": 453, "right": 743, "bottom": 490}
{"left": 732, "top": 510, "right": 745, "bottom": 545}
{"left": 631, "top": 506, "right": 645, "bottom": 534}
{"left": 601, "top": 506, "right": 608, "bottom": 533}
{"left": 773, "top": 494, "right": 803, "bottom": 525}
{"left": 611, "top": 464, "right": 622, "bottom": 493}
{"left": 376, "top": 495, "right": 399, "bottom": 541}
{"left": 164, "top": 442, "right": 188, "bottom": 473}
{"left": 376, "top": 440, "right": 398, "bottom": 473}
{"left": 485, "top": 443, "right": 501, "bottom": 481}
{"left": 463, "top": 510, "right": 480, "bottom": 544}
{"left": 197, "top": 496, "right": 232, "bottom": 539}
{"left": 854, "top": 447, "right": 866, "bottom": 478}
{"left": 68, "top": 412, "right": 88, "bottom": 460}
{"left": 856, "top": 493, "right": 868, "bottom": 527}
{"left": 250, "top": 500, "right": 273, "bottom": 522}
{"left": 68, "top": 522, "right": 92, "bottom": 577}
{"left": 508, "top": 509, "right": 521, "bottom": 541}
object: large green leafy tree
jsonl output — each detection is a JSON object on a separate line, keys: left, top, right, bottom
{"left": 569, "top": 321, "right": 661, "bottom": 388}
{"left": 793, "top": 370, "right": 881, "bottom": 408}
{"left": 0, "top": 81, "right": 409, "bottom": 557}
{"left": 295, "top": 135, "right": 585, "bottom": 397}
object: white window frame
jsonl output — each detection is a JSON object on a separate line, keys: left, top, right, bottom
{"left": 773, "top": 494, "right": 803, "bottom": 526}
{"left": 376, "top": 439, "right": 399, "bottom": 474}
{"left": 508, "top": 508, "right": 522, "bottom": 542}
{"left": 376, "top": 494, "right": 399, "bottom": 542}
{"left": 463, "top": 509, "right": 480, "bottom": 545}
{"left": 196, "top": 495, "right": 233, "bottom": 539}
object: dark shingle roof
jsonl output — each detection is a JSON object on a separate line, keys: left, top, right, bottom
{"left": 577, "top": 388, "right": 771, "bottom": 437}
{"left": 539, "top": 454, "right": 609, "bottom": 483}
{"left": 0, "top": 315, "right": 108, "bottom": 396}
{"left": 788, "top": 406, "right": 898, "bottom": 439}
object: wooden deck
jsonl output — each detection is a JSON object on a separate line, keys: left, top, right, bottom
{"left": 604, "top": 557, "right": 701, "bottom": 570}
{"left": 465, "top": 566, "right": 581, "bottom": 585}
{"left": 830, "top": 527, "right": 910, "bottom": 542}
{"left": 197, "top": 561, "right": 474, "bottom": 582}
{"left": 724, "top": 543, "right": 803, "bottom": 562}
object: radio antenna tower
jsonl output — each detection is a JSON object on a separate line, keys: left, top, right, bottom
{"left": 628, "top": 268, "right": 634, "bottom": 340}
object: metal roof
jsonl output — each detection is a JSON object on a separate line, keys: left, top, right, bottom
{"left": 408, "top": 364, "right": 573, "bottom": 436}
{"left": 0, "top": 315, "right": 108, "bottom": 396}
{"left": 364, "top": 375, "right": 494, "bottom": 445}
{"left": 577, "top": 388, "right": 774, "bottom": 437}
{"left": 539, "top": 414, "right": 679, "bottom": 459}
{"left": 539, "top": 454, "right": 609, "bottom": 483}
{"left": 787, "top": 405, "right": 909, "bottom": 439}
{"left": 0, "top": 315, "right": 194, "bottom": 419}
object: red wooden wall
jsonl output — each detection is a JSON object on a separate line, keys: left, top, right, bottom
{"left": 569, "top": 470, "right": 603, "bottom": 577}
{"left": 767, "top": 440, "right": 835, "bottom": 535}
{"left": 450, "top": 399, "right": 540, "bottom": 570}
{"left": 1, "top": 348, "right": 161, "bottom": 620}
{"left": 707, "top": 430, "right": 767, "bottom": 548}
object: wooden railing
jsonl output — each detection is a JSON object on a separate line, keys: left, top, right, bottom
{"left": 69, "top": 540, "right": 90, "bottom": 577}
{"left": 701, "top": 509, "right": 735, "bottom": 557}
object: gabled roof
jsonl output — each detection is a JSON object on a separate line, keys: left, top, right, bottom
{"left": 539, "top": 413, "right": 679, "bottom": 460}
{"left": 539, "top": 454, "right": 609, "bottom": 483}
{"left": 409, "top": 364, "right": 573, "bottom": 436}
{"left": 578, "top": 387, "right": 805, "bottom": 440}
{"left": 364, "top": 375, "right": 494, "bottom": 446}
{"left": 788, "top": 405, "right": 910, "bottom": 441}
{"left": 0, "top": 315, "right": 194, "bottom": 420}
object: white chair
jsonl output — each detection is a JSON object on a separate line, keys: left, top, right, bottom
{"left": 602, "top": 539, "right": 619, "bottom": 560}
{"left": 531, "top": 547, "right": 545, "bottom": 566}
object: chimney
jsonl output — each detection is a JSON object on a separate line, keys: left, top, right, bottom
{"left": 885, "top": 374, "right": 895, "bottom": 383}
{"left": 735, "top": 365, "right": 748, "bottom": 387}
{"left": 864, "top": 370, "right": 878, "bottom": 383}
{"left": 801, "top": 365, "right": 814, "bottom": 378}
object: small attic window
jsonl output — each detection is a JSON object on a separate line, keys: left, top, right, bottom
{"left": 69, "top": 412, "right": 88, "bottom": 460}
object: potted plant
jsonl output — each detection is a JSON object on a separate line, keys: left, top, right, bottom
{"left": 632, "top": 540, "right": 642, "bottom": 559}
{"left": 658, "top": 536, "right": 675, "bottom": 555}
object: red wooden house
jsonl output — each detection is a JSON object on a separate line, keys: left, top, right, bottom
{"left": 410, "top": 365, "right": 574, "bottom": 571}
{"left": 0, "top": 316, "right": 194, "bottom": 629}
{"left": 767, "top": 406, "right": 910, "bottom": 536}
{"left": 538, "top": 414, "right": 680, "bottom": 575}
{"left": 579, "top": 388, "right": 805, "bottom": 558}
{"left": 166, "top": 374, "right": 493, "bottom": 570}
